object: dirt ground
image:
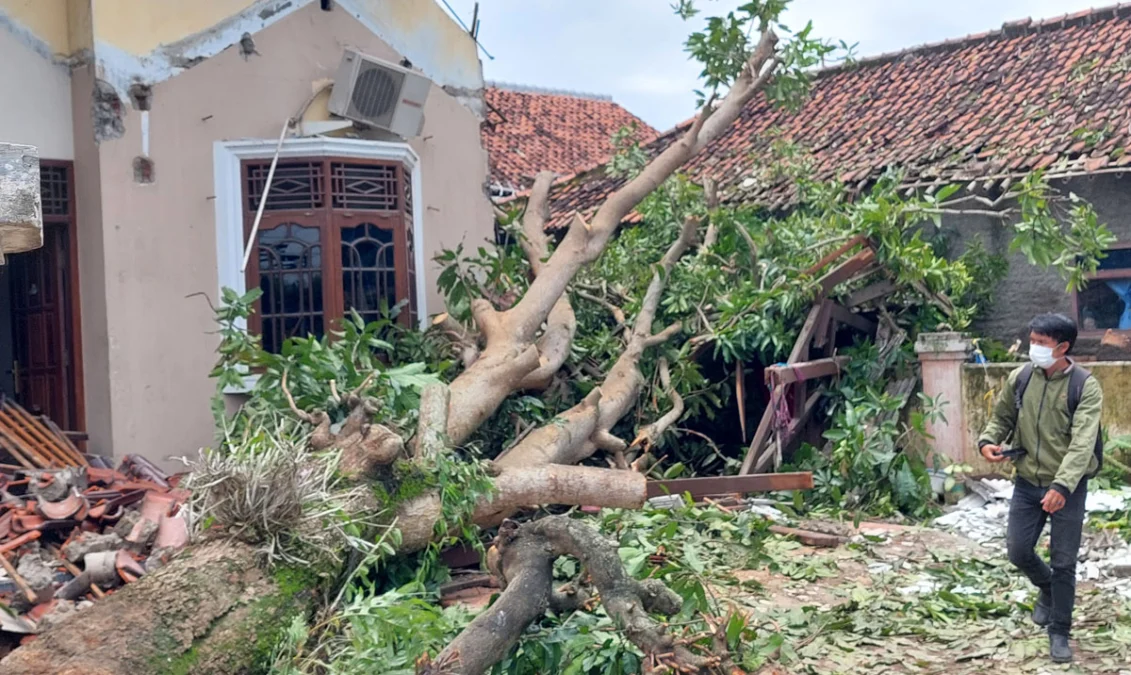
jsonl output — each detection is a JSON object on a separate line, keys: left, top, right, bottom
{"left": 723, "top": 520, "right": 1131, "bottom": 675}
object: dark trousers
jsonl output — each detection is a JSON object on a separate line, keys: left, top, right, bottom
{"left": 1006, "top": 477, "right": 1088, "bottom": 636}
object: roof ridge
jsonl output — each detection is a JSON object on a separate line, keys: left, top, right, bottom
{"left": 819, "top": 3, "right": 1131, "bottom": 76}
{"left": 486, "top": 81, "right": 616, "bottom": 102}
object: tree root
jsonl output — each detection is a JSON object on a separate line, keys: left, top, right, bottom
{"left": 418, "top": 515, "right": 721, "bottom": 675}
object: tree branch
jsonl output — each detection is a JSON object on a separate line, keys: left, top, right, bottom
{"left": 413, "top": 383, "right": 450, "bottom": 460}
{"left": 442, "top": 25, "right": 781, "bottom": 448}
{"left": 420, "top": 516, "right": 712, "bottom": 675}
{"left": 700, "top": 177, "right": 720, "bottom": 251}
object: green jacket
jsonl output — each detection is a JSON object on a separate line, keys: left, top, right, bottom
{"left": 978, "top": 362, "right": 1103, "bottom": 494}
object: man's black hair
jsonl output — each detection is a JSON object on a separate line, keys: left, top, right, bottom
{"left": 1029, "top": 313, "right": 1078, "bottom": 352}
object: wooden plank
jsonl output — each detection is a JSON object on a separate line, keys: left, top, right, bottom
{"left": 846, "top": 280, "right": 896, "bottom": 308}
{"left": 42, "top": 416, "right": 86, "bottom": 465}
{"left": 738, "top": 403, "right": 775, "bottom": 475}
{"left": 765, "top": 357, "right": 850, "bottom": 387}
{"left": 0, "top": 409, "right": 58, "bottom": 467}
{"left": 780, "top": 388, "right": 824, "bottom": 451}
{"left": 812, "top": 300, "right": 834, "bottom": 350}
{"left": 7, "top": 401, "right": 85, "bottom": 466}
{"left": 0, "top": 406, "right": 72, "bottom": 467}
{"left": 787, "top": 302, "right": 825, "bottom": 364}
{"left": 825, "top": 302, "right": 877, "bottom": 335}
{"left": 804, "top": 235, "right": 867, "bottom": 277}
{"left": 647, "top": 472, "right": 813, "bottom": 499}
{"left": 818, "top": 249, "right": 876, "bottom": 296}
{"left": 0, "top": 434, "right": 38, "bottom": 470}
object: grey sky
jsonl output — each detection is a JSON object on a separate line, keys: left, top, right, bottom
{"left": 441, "top": 0, "right": 1098, "bottom": 131}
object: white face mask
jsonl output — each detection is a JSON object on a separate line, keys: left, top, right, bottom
{"left": 1029, "top": 344, "right": 1057, "bottom": 368}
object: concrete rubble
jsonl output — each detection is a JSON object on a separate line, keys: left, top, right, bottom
{"left": 0, "top": 454, "right": 190, "bottom": 656}
{"left": 935, "top": 480, "right": 1131, "bottom": 599}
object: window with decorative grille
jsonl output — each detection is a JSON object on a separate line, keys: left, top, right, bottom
{"left": 242, "top": 157, "right": 417, "bottom": 353}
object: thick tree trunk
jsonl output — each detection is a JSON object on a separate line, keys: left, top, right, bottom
{"left": 1, "top": 26, "right": 786, "bottom": 674}
{"left": 0, "top": 539, "right": 309, "bottom": 675}
{"left": 0, "top": 143, "right": 42, "bottom": 263}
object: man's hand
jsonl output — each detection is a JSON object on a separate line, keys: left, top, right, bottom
{"left": 980, "top": 444, "right": 1006, "bottom": 463}
{"left": 1042, "top": 489, "right": 1066, "bottom": 514}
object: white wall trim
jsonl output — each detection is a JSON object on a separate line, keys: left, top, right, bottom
{"left": 212, "top": 136, "right": 427, "bottom": 332}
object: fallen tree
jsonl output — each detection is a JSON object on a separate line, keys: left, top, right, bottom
{"left": 2, "top": 1, "right": 1116, "bottom": 672}
{"left": 2, "top": 6, "right": 814, "bottom": 674}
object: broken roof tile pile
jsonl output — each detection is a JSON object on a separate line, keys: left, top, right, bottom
{"left": 483, "top": 84, "right": 658, "bottom": 191}
{"left": 0, "top": 454, "right": 188, "bottom": 652}
{"left": 544, "top": 5, "right": 1131, "bottom": 227}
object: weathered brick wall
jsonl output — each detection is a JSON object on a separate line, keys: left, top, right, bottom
{"left": 938, "top": 174, "right": 1131, "bottom": 348}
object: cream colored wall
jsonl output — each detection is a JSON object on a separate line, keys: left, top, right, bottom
{"left": 91, "top": 2, "right": 491, "bottom": 468}
{"left": 0, "top": 0, "right": 70, "bottom": 54}
{"left": 70, "top": 65, "right": 114, "bottom": 457}
{"left": 0, "top": 26, "right": 74, "bottom": 159}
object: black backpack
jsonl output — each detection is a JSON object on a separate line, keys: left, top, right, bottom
{"left": 1014, "top": 363, "right": 1104, "bottom": 477}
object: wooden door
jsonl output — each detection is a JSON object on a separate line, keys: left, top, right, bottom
{"left": 9, "top": 223, "right": 71, "bottom": 426}
{"left": 7, "top": 162, "right": 81, "bottom": 431}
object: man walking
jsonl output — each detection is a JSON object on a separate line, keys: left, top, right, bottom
{"left": 979, "top": 313, "right": 1104, "bottom": 664}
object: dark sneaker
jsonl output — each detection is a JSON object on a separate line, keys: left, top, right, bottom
{"left": 1050, "top": 633, "right": 1073, "bottom": 664}
{"left": 1032, "top": 592, "right": 1051, "bottom": 627}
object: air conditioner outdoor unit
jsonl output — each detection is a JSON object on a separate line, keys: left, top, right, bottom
{"left": 328, "top": 49, "right": 431, "bottom": 138}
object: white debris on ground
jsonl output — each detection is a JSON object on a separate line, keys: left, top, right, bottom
{"left": 933, "top": 481, "right": 1131, "bottom": 598}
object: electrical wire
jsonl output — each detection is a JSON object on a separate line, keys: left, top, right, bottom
{"left": 438, "top": 0, "right": 495, "bottom": 60}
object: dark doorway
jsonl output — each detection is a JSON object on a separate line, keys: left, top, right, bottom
{"left": 2, "top": 161, "right": 83, "bottom": 432}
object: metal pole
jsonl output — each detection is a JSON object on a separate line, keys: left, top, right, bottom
{"left": 240, "top": 118, "right": 291, "bottom": 274}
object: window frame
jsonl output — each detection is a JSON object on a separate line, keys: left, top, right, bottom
{"left": 240, "top": 157, "right": 417, "bottom": 350}
{"left": 213, "top": 137, "right": 426, "bottom": 330}
{"left": 1072, "top": 240, "right": 1131, "bottom": 337}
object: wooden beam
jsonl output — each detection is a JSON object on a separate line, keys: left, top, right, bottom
{"left": 818, "top": 249, "right": 876, "bottom": 296}
{"left": 812, "top": 300, "right": 834, "bottom": 350}
{"left": 756, "top": 389, "right": 824, "bottom": 473}
{"left": 825, "top": 302, "right": 877, "bottom": 334}
{"left": 846, "top": 280, "right": 896, "bottom": 308}
{"left": 804, "top": 235, "right": 868, "bottom": 276}
{"left": 787, "top": 302, "right": 825, "bottom": 364}
{"left": 765, "top": 357, "right": 850, "bottom": 387}
{"left": 0, "top": 143, "right": 42, "bottom": 262}
{"left": 738, "top": 402, "right": 775, "bottom": 475}
{"left": 647, "top": 472, "right": 813, "bottom": 499}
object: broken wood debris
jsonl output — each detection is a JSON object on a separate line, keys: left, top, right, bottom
{"left": 741, "top": 243, "right": 884, "bottom": 475}
{"left": 646, "top": 472, "right": 814, "bottom": 499}
{"left": 0, "top": 455, "right": 188, "bottom": 641}
{"left": 0, "top": 397, "right": 88, "bottom": 470}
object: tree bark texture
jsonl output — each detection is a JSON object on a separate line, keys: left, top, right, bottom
{"left": 444, "top": 30, "right": 779, "bottom": 447}
{"left": 0, "top": 539, "right": 309, "bottom": 675}
{"left": 0, "top": 143, "right": 42, "bottom": 262}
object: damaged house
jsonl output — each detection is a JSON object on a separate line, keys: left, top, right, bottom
{"left": 0, "top": 0, "right": 495, "bottom": 471}
{"left": 545, "top": 5, "right": 1131, "bottom": 357}
{"left": 539, "top": 5, "right": 1131, "bottom": 472}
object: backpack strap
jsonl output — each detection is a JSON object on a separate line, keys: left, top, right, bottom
{"left": 1067, "top": 364, "right": 1105, "bottom": 478}
{"left": 1014, "top": 363, "right": 1034, "bottom": 416}
{"left": 1067, "top": 365, "right": 1092, "bottom": 415}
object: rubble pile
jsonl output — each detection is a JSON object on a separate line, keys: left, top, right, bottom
{"left": 0, "top": 455, "right": 189, "bottom": 652}
{"left": 935, "top": 479, "right": 1131, "bottom": 598}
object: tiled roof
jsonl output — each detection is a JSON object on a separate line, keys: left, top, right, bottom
{"left": 482, "top": 84, "right": 658, "bottom": 190}
{"left": 544, "top": 5, "right": 1131, "bottom": 227}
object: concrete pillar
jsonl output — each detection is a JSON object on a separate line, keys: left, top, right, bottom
{"left": 915, "top": 332, "right": 973, "bottom": 466}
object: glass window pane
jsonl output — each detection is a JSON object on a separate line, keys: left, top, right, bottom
{"left": 256, "top": 223, "right": 325, "bottom": 353}
{"left": 1078, "top": 277, "right": 1131, "bottom": 331}
{"left": 341, "top": 223, "right": 396, "bottom": 325}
